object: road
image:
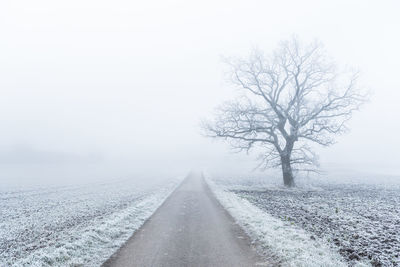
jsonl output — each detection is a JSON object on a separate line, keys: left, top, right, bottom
{"left": 102, "top": 172, "right": 268, "bottom": 267}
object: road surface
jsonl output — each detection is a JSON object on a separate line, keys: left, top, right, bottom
{"left": 102, "top": 172, "right": 268, "bottom": 267}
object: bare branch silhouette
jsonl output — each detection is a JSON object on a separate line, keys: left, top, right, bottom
{"left": 203, "top": 37, "right": 368, "bottom": 187}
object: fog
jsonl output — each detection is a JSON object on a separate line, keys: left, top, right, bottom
{"left": 1, "top": 0, "right": 399, "bottom": 186}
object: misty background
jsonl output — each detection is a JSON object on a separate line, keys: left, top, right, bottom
{"left": 1, "top": 0, "right": 399, "bottom": 186}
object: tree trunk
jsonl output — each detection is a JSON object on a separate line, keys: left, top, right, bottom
{"left": 281, "top": 155, "right": 294, "bottom": 187}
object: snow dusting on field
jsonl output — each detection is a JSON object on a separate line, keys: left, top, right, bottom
{"left": 206, "top": 176, "right": 349, "bottom": 267}
{"left": 0, "top": 176, "right": 183, "bottom": 266}
{"left": 206, "top": 171, "right": 400, "bottom": 266}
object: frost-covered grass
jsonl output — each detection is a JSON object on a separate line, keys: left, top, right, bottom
{"left": 206, "top": 176, "right": 350, "bottom": 267}
{"left": 233, "top": 184, "right": 400, "bottom": 267}
{"left": 206, "top": 171, "right": 400, "bottom": 267}
{"left": 0, "top": 176, "right": 183, "bottom": 266}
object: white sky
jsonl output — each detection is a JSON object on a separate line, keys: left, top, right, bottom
{"left": 0, "top": 0, "right": 399, "bottom": 185}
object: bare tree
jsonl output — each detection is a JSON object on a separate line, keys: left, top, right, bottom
{"left": 203, "top": 37, "right": 367, "bottom": 187}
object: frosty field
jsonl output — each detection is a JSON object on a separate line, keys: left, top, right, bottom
{"left": 0, "top": 176, "right": 182, "bottom": 266}
{"left": 207, "top": 171, "right": 400, "bottom": 267}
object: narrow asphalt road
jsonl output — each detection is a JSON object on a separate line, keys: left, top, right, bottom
{"left": 102, "top": 172, "right": 267, "bottom": 267}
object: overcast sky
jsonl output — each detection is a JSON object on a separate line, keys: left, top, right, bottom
{"left": 1, "top": 0, "right": 399, "bottom": 185}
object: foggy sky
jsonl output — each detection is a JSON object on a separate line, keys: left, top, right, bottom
{"left": 1, "top": 0, "right": 399, "bottom": 185}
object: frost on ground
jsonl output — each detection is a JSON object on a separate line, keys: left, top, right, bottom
{"left": 206, "top": 172, "right": 400, "bottom": 267}
{"left": 0, "top": 176, "right": 183, "bottom": 266}
{"left": 206, "top": 177, "right": 349, "bottom": 267}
